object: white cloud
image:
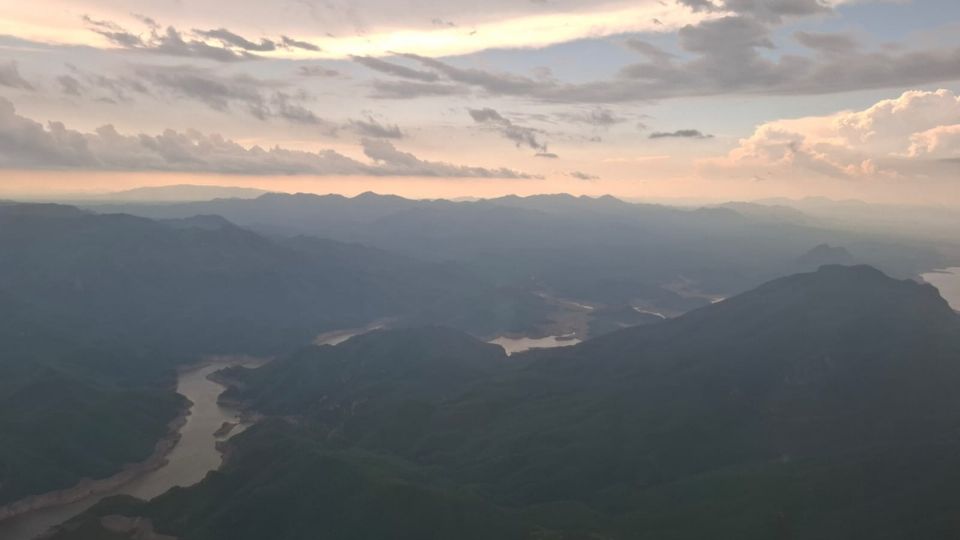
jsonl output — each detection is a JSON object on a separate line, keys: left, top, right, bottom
{"left": 704, "top": 89, "right": 960, "bottom": 180}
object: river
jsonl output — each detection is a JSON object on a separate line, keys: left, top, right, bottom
{"left": 0, "top": 358, "right": 263, "bottom": 540}
{"left": 922, "top": 267, "right": 960, "bottom": 311}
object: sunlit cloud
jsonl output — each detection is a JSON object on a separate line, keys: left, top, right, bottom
{"left": 0, "top": 1, "right": 721, "bottom": 59}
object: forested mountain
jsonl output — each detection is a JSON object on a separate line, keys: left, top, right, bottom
{"left": 0, "top": 202, "right": 546, "bottom": 510}
{"left": 0, "top": 203, "right": 547, "bottom": 355}
{"left": 52, "top": 265, "right": 960, "bottom": 539}
{"left": 88, "top": 193, "right": 948, "bottom": 314}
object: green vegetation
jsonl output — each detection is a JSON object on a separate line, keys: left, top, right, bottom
{"left": 0, "top": 202, "right": 547, "bottom": 510}
{"left": 51, "top": 265, "right": 960, "bottom": 539}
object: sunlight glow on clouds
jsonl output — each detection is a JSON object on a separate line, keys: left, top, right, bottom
{"left": 0, "top": 0, "right": 720, "bottom": 59}
{"left": 703, "top": 89, "right": 960, "bottom": 181}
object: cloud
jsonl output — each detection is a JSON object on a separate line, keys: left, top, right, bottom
{"left": 270, "top": 92, "right": 338, "bottom": 132}
{"left": 133, "top": 64, "right": 335, "bottom": 128}
{"left": 349, "top": 117, "right": 404, "bottom": 138}
{"left": 794, "top": 31, "right": 858, "bottom": 54}
{"left": 569, "top": 171, "right": 599, "bottom": 180}
{"left": 369, "top": 80, "right": 469, "bottom": 99}
{"left": 722, "top": 0, "right": 831, "bottom": 23}
{"left": 555, "top": 108, "right": 629, "bottom": 127}
{"left": 194, "top": 28, "right": 276, "bottom": 52}
{"left": 9, "top": 2, "right": 721, "bottom": 59}
{"left": 298, "top": 66, "right": 341, "bottom": 78}
{"left": 0, "top": 97, "right": 533, "bottom": 178}
{"left": 63, "top": 64, "right": 151, "bottom": 103}
{"left": 353, "top": 56, "right": 440, "bottom": 82}
{"left": 356, "top": 11, "right": 960, "bottom": 104}
{"left": 650, "top": 129, "right": 713, "bottom": 139}
{"left": 624, "top": 39, "right": 675, "bottom": 64}
{"left": 361, "top": 138, "right": 534, "bottom": 177}
{"left": 84, "top": 16, "right": 259, "bottom": 62}
{"left": 57, "top": 75, "right": 83, "bottom": 96}
{"left": 468, "top": 107, "right": 549, "bottom": 152}
{"left": 281, "top": 36, "right": 321, "bottom": 51}
{"left": 0, "top": 61, "right": 33, "bottom": 91}
{"left": 83, "top": 16, "right": 321, "bottom": 62}
{"left": 135, "top": 64, "right": 274, "bottom": 113}
{"left": 703, "top": 89, "right": 960, "bottom": 180}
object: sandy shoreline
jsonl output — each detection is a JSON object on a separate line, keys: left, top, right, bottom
{"left": 0, "top": 405, "right": 189, "bottom": 523}
{"left": 0, "top": 355, "right": 268, "bottom": 529}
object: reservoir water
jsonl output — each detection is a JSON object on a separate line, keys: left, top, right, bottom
{"left": 923, "top": 268, "right": 960, "bottom": 311}
{"left": 0, "top": 358, "right": 263, "bottom": 540}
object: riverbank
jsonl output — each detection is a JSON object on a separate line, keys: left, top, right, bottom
{"left": 0, "top": 356, "right": 270, "bottom": 540}
{"left": 0, "top": 403, "right": 189, "bottom": 523}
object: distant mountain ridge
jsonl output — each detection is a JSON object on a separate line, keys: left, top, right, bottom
{"left": 82, "top": 192, "right": 947, "bottom": 315}
{"left": 108, "top": 184, "right": 273, "bottom": 202}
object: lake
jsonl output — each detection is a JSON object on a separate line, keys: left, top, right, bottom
{"left": 0, "top": 358, "right": 263, "bottom": 540}
{"left": 922, "top": 267, "right": 960, "bottom": 311}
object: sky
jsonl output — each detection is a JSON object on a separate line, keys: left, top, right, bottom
{"left": 1, "top": 0, "right": 960, "bottom": 205}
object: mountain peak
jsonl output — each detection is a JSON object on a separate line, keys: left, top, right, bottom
{"left": 798, "top": 243, "right": 854, "bottom": 267}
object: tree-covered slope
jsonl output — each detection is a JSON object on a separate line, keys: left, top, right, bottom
{"left": 53, "top": 265, "right": 960, "bottom": 539}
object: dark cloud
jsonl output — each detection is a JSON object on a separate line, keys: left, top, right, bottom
{"left": 132, "top": 13, "right": 159, "bottom": 29}
{"left": 65, "top": 64, "right": 150, "bottom": 103}
{"left": 624, "top": 39, "right": 674, "bottom": 64}
{"left": 361, "top": 138, "right": 534, "bottom": 178}
{"left": 569, "top": 171, "right": 599, "bottom": 180}
{"left": 194, "top": 28, "right": 276, "bottom": 52}
{"left": 135, "top": 64, "right": 272, "bottom": 112}
{"left": 535, "top": 152, "right": 559, "bottom": 159}
{"left": 556, "top": 108, "right": 628, "bottom": 127}
{"left": 794, "top": 31, "right": 859, "bottom": 54}
{"left": 724, "top": 0, "right": 831, "bottom": 23}
{"left": 349, "top": 117, "right": 404, "bottom": 138}
{"left": 353, "top": 56, "right": 440, "bottom": 82}
{"left": 0, "top": 97, "right": 531, "bottom": 178}
{"left": 677, "top": 0, "right": 719, "bottom": 12}
{"left": 134, "top": 64, "right": 334, "bottom": 129}
{"left": 468, "top": 107, "right": 549, "bottom": 153}
{"left": 403, "top": 53, "right": 544, "bottom": 94}
{"left": 649, "top": 129, "right": 713, "bottom": 139}
{"left": 270, "top": 92, "right": 339, "bottom": 132}
{"left": 84, "top": 16, "right": 320, "bottom": 62}
{"left": 281, "top": 36, "right": 321, "bottom": 51}
{"left": 83, "top": 15, "right": 145, "bottom": 49}
{"left": 57, "top": 75, "right": 83, "bottom": 96}
{"left": 370, "top": 80, "right": 469, "bottom": 99}
{"left": 350, "top": 6, "right": 960, "bottom": 105}
{"left": 298, "top": 65, "right": 341, "bottom": 77}
{"left": 84, "top": 16, "right": 260, "bottom": 62}
{"left": 0, "top": 61, "right": 34, "bottom": 90}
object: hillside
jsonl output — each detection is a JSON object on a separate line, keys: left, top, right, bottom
{"left": 0, "top": 203, "right": 548, "bottom": 355}
{"left": 53, "top": 265, "right": 960, "bottom": 539}
{"left": 0, "top": 203, "right": 546, "bottom": 510}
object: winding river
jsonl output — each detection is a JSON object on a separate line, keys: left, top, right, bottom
{"left": 0, "top": 358, "right": 264, "bottom": 540}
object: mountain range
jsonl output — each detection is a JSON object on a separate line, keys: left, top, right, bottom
{"left": 48, "top": 265, "right": 960, "bottom": 539}
{"left": 86, "top": 192, "right": 950, "bottom": 315}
